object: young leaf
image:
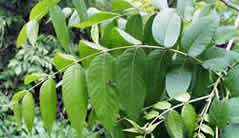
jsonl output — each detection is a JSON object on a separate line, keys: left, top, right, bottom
{"left": 40, "top": 78, "right": 57, "bottom": 134}
{"left": 50, "top": 5, "right": 71, "bottom": 53}
{"left": 153, "top": 101, "right": 172, "bottom": 110}
{"left": 165, "top": 110, "right": 184, "bottom": 138}
{"left": 17, "top": 24, "right": 27, "bottom": 48}
{"left": 174, "top": 92, "right": 191, "bottom": 102}
{"left": 62, "top": 64, "right": 88, "bottom": 135}
{"left": 72, "top": 0, "right": 88, "bottom": 22}
{"left": 209, "top": 98, "right": 230, "bottom": 129}
{"left": 144, "top": 110, "right": 159, "bottom": 120}
{"left": 152, "top": 8, "right": 181, "bottom": 48}
{"left": 200, "top": 47, "right": 239, "bottom": 72}
{"left": 224, "top": 65, "right": 239, "bottom": 97}
{"left": 181, "top": 104, "right": 196, "bottom": 137}
{"left": 72, "top": 12, "right": 119, "bottom": 28}
{"left": 29, "top": 0, "right": 61, "bottom": 21}
{"left": 125, "top": 14, "right": 144, "bottom": 41}
{"left": 79, "top": 40, "right": 106, "bottom": 68}
{"left": 91, "top": 24, "right": 100, "bottom": 44}
{"left": 112, "top": 0, "right": 134, "bottom": 11}
{"left": 22, "top": 93, "right": 35, "bottom": 133}
{"left": 166, "top": 65, "right": 192, "bottom": 98}
{"left": 181, "top": 11, "right": 219, "bottom": 57}
{"left": 54, "top": 53, "right": 77, "bottom": 72}
{"left": 145, "top": 49, "right": 171, "bottom": 105}
{"left": 24, "top": 73, "right": 48, "bottom": 85}
{"left": 200, "top": 124, "right": 214, "bottom": 136}
{"left": 26, "top": 20, "right": 39, "bottom": 45}
{"left": 88, "top": 53, "right": 119, "bottom": 131}
{"left": 117, "top": 48, "right": 146, "bottom": 120}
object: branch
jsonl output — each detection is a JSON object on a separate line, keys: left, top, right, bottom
{"left": 220, "top": 0, "right": 239, "bottom": 12}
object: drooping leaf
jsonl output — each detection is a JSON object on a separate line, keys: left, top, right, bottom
{"left": 22, "top": 93, "right": 35, "bottom": 132}
{"left": 181, "top": 104, "right": 196, "bottom": 137}
{"left": 50, "top": 5, "right": 71, "bottom": 52}
{"left": 12, "top": 91, "right": 27, "bottom": 126}
{"left": 214, "top": 26, "right": 239, "bottom": 45}
{"left": 125, "top": 14, "right": 144, "bottom": 41}
{"left": 145, "top": 49, "right": 171, "bottom": 105}
{"left": 117, "top": 48, "right": 147, "bottom": 120}
{"left": 112, "top": 0, "right": 134, "bottom": 11}
{"left": 24, "top": 73, "right": 48, "bottom": 85}
{"left": 221, "top": 124, "right": 239, "bottom": 138}
{"left": 72, "top": 12, "right": 119, "bottom": 28}
{"left": 91, "top": 24, "right": 100, "bottom": 44}
{"left": 88, "top": 53, "right": 119, "bottom": 131}
{"left": 29, "top": 0, "right": 61, "bottom": 21}
{"left": 224, "top": 65, "right": 239, "bottom": 97}
{"left": 79, "top": 40, "right": 106, "bottom": 68}
{"left": 40, "top": 78, "right": 57, "bottom": 134}
{"left": 152, "top": 0, "right": 168, "bottom": 9}
{"left": 54, "top": 53, "right": 77, "bottom": 72}
{"left": 72, "top": 0, "right": 88, "bottom": 22}
{"left": 17, "top": 24, "right": 27, "bottom": 48}
{"left": 62, "top": 64, "right": 88, "bottom": 135}
{"left": 143, "top": 14, "right": 157, "bottom": 45}
{"left": 26, "top": 20, "right": 39, "bottom": 46}
{"left": 209, "top": 98, "right": 230, "bottom": 129}
{"left": 166, "top": 65, "right": 192, "bottom": 98}
{"left": 152, "top": 8, "right": 181, "bottom": 48}
{"left": 228, "top": 98, "right": 239, "bottom": 124}
{"left": 200, "top": 47, "right": 239, "bottom": 72}
{"left": 165, "top": 110, "right": 184, "bottom": 138}
{"left": 181, "top": 11, "right": 220, "bottom": 57}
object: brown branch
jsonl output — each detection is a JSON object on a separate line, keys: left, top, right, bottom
{"left": 220, "top": 0, "right": 239, "bottom": 12}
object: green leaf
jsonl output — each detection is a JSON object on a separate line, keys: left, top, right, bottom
{"left": 174, "top": 92, "right": 191, "bottom": 102}
{"left": 221, "top": 124, "right": 239, "bottom": 138}
{"left": 17, "top": 24, "right": 27, "bottom": 48}
{"left": 177, "top": 0, "right": 194, "bottom": 21}
{"left": 166, "top": 110, "right": 184, "bottom": 138}
{"left": 68, "top": 10, "right": 81, "bottom": 27}
{"left": 53, "top": 53, "right": 77, "bottom": 72}
{"left": 143, "top": 15, "right": 157, "bottom": 45}
{"left": 145, "top": 49, "right": 171, "bottom": 105}
{"left": 79, "top": 40, "right": 106, "bottom": 68}
{"left": 152, "top": 0, "right": 168, "bottom": 9}
{"left": 152, "top": 8, "right": 181, "bottom": 48}
{"left": 214, "top": 26, "right": 239, "bottom": 45}
{"left": 40, "top": 78, "right": 57, "bottom": 134}
{"left": 200, "top": 47, "right": 239, "bottom": 72}
{"left": 125, "top": 14, "right": 144, "bottom": 41}
{"left": 224, "top": 65, "right": 239, "bottom": 97}
{"left": 112, "top": 0, "right": 134, "bottom": 11}
{"left": 22, "top": 93, "right": 35, "bottom": 133}
{"left": 144, "top": 110, "right": 159, "bottom": 120}
{"left": 88, "top": 53, "right": 119, "bottom": 131}
{"left": 91, "top": 24, "right": 100, "bottom": 44}
{"left": 72, "top": 0, "right": 88, "bottom": 22}
{"left": 24, "top": 73, "right": 48, "bottom": 84}
{"left": 181, "top": 11, "right": 219, "bottom": 57}
{"left": 26, "top": 20, "right": 39, "bottom": 45}
{"left": 62, "top": 64, "right": 88, "bottom": 135}
{"left": 166, "top": 65, "right": 192, "bottom": 98}
{"left": 209, "top": 98, "right": 230, "bottom": 129}
{"left": 181, "top": 104, "right": 196, "bottom": 137}
{"left": 12, "top": 91, "right": 27, "bottom": 126}
{"left": 101, "top": 19, "right": 118, "bottom": 47}
{"left": 117, "top": 48, "right": 146, "bottom": 120}
{"left": 200, "top": 124, "right": 214, "bottom": 136}
{"left": 62, "top": 7, "right": 73, "bottom": 18}
{"left": 125, "top": 119, "right": 144, "bottom": 134}
{"left": 228, "top": 98, "right": 239, "bottom": 124}
{"left": 153, "top": 101, "right": 171, "bottom": 110}
{"left": 29, "top": 0, "right": 61, "bottom": 21}
{"left": 50, "top": 5, "right": 71, "bottom": 53}
{"left": 72, "top": 12, "right": 119, "bottom": 28}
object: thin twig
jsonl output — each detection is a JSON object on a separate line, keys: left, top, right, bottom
{"left": 226, "top": 14, "right": 239, "bottom": 50}
{"left": 220, "top": 0, "right": 239, "bottom": 12}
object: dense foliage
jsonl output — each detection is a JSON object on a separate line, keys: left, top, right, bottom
{"left": 2, "top": 0, "right": 239, "bottom": 138}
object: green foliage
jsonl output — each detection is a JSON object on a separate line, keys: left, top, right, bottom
{"left": 5, "top": 0, "right": 239, "bottom": 137}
